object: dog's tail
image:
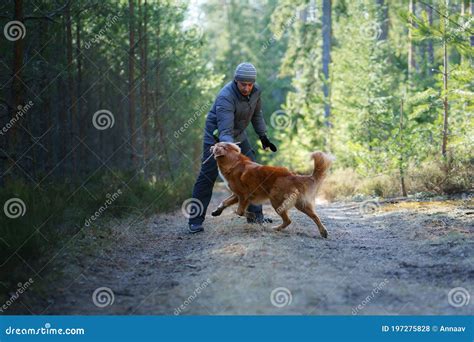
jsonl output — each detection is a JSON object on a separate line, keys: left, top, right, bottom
{"left": 310, "top": 151, "right": 335, "bottom": 184}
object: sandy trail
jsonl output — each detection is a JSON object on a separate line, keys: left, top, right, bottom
{"left": 14, "top": 185, "right": 473, "bottom": 315}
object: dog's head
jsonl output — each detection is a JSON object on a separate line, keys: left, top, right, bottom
{"left": 210, "top": 142, "right": 241, "bottom": 160}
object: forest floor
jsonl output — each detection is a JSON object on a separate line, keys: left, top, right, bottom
{"left": 11, "top": 184, "right": 474, "bottom": 315}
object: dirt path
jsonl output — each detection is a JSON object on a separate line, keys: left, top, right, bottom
{"left": 15, "top": 185, "right": 473, "bottom": 315}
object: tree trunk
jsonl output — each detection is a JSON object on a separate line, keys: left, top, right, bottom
{"left": 426, "top": 1, "right": 434, "bottom": 76}
{"left": 376, "top": 0, "right": 389, "bottom": 41}
{"left": 139, "top": 0, "right": 149, "bottom": 177}
{"left": 471, "top": 0, "right": 474, "bottom": 46}
{"left": 76, "top": 11, "right": 84, "bottom": 172}
{"left": 441, "top": 1, "right": 449, "bottom": 160}
{"left": 321, "top": 0, "right": 332, "bottom": 139}
{"left": 408, "top": 0, "right": 417, "bottom": 77}
{"left": 65, "top": 2, "right": 77, "bottom": 172}
{"left": 129, "top": 0, "right": 137, "bottom": 166}
{"left": 408, "top": 0, "right": 416, "bottom": 79}
{"left": 40, "top": 19, "right": 53, "bottom": 173}
{"left": 8, "top": 0, "right": 25, "bottom": 180}
{"left": 399, "top": 100, "right": 407, "bottom": 197}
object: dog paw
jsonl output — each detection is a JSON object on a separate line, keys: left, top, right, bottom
{"left": 320, "top": 230, "right": 328, "bottom": 238}
{"left": 211, "top": 208, "right": 222, "bottom": 217}
{"left": 235, "top": 209, "right": 245, "bottom": 217}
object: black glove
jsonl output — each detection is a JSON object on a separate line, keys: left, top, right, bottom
{"left": 259, "top": 135, "right": 277, "bottom": 152}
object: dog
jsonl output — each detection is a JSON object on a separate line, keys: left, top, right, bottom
{"left": 209, "top": 142, "right": 333, "bottom": 238}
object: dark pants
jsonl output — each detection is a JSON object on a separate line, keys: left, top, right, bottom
{"left": 188, "top": 139, "right": 262, "bottom": 225}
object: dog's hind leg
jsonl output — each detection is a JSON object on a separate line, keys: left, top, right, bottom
{"left": 271, "top": 209, "right": 291, "bottom": 231}
{"left": 211, "top": 194, "right": 238, "bottom": 216}
{"left": 295, "top": 201, "right": 328, "bottom": 238}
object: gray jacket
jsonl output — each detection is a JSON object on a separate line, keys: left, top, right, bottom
{"left": 203, "top": 81, "right": 267, "bottom": 145}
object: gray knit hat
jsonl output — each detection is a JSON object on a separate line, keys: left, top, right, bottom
{"left": 234, "top": 62, "right": 257, "bottom": 83}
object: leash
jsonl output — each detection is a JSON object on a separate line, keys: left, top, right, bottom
{"left": 202, "top": 153, "right": 214, "bottom": 165}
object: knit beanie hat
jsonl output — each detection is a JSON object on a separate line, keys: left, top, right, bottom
{"left": 234, "top": 62, "right": 257, "bottom": 83}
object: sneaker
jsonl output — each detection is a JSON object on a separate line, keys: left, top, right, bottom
{"left": 246, "top": 212, "right": 273, "bottom": 224}
{"left": 188, "top": 223, "right": 204, "bottom": 233}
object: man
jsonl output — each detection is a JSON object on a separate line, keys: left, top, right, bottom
{"left": 188, "top": 62, "right": 277, "bottom": 233}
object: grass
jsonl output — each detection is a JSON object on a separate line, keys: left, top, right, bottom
{"left": 0, "top": 170, "right": 195, "bottom": 305}
{"left": 320, "top": 159, "right": 473, "bottom": 201}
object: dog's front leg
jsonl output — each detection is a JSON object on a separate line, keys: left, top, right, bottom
{"left": 235, "top": 196, "right": 249, "bottom": 217}
{"left": 211, "top": 194, "right": 238, "bottom": 216}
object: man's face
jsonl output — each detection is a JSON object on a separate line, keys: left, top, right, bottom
{"left": 236, "top": 81, "right": 254, "bottom": 96}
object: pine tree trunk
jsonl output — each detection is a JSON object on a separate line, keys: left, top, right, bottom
{"left": 426, "top": 1, "right": 434, "bottom": 76}
{"left": 441, "top": 1, "right": 449, "bottom": 160}
{"left": 322, "top": 0, "right": 332, "bottom": 138}
{"left": 408, "top": 0, "right": 417, "bottom": 77}
{"left": 8, "top": 0, "right": 25, "bottom": 181}
{"left": 129, "top": 0, "right": 137, "bottom": 166}
{"left": 138, "top": 0, "right": 149, "bottom": 177}
{"left": 399, "top": 100, "right": 407, "bottom": 197}
{"left": 76, "top": 12, "right": 84, "bottom": 172}
{"left": 65, "top": 2, "right": 77, "bottom": 172}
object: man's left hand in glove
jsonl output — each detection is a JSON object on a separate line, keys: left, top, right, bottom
{"left": 259, "top": 135, "right": 277, "bottom": 152}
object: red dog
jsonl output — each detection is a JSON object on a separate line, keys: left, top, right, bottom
{"left": 210, "top": 142, "right": 333, "bottom": 238}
